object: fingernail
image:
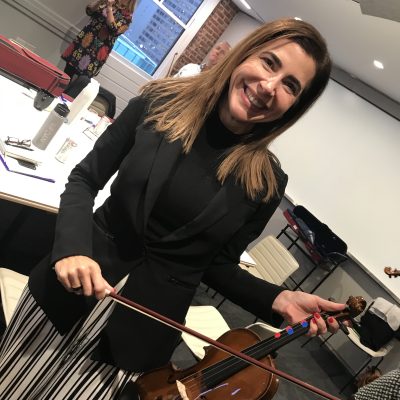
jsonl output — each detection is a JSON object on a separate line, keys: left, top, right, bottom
{"left": 328, "top": 317, "right": 334, "bottom": 324}
{"left": 311, "top": 318, "right": 317, "bottom": 324}
{"left": 314, "top": 313, "right": 321, "bottom": 319}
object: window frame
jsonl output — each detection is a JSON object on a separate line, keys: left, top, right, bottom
{"left": 110, "top": 0, "right": 221, "bottom": 80}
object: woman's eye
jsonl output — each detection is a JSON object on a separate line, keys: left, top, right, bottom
{"left": 262, "top": 57, "right": 274, "bottom": 69}
{"left": 284, "top": 81, "right": 298, "bottom": 96}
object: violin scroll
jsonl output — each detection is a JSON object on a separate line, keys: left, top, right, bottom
{"left": 384, "top": 266, "right": 400, "bottom": 278}
{"left": 327, "top": 295, "right": 366, "bottom": 323}
{"left": 346, "top": 296, "right": 367, "bottom": 318}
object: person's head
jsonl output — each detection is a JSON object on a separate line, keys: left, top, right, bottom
{"left": 211, "top": 18, "right": 331, "bottom": 136}
{"left": 142, "top": 18, "right": 331, "bottom": 200}
{"left": 205, "top": 41, "right": 231, "bottom": 69}
{"left": 117, "top": 0, "right": 136, "bottom": 13}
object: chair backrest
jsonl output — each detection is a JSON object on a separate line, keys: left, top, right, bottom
{"left": 90, "top": 87, "right": 116, "bottom": 118}
{"left": 248, "top": 236, "right": 299, "bottom": 285}
{"left": 64, "top": 77, "right": 116, "bottom": 119}
{"left": 182, "top": 305, "right": 230, "bottom": 359}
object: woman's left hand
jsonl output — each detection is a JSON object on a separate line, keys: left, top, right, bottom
{"left": 272, "top": 290, "right": 346, "bottom": 337}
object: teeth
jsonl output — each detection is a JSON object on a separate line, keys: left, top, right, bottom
{"left": 246, "top": 89, "right": 264, "bottom": 109}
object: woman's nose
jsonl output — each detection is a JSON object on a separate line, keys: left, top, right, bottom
{"left": 259, "top": 79, "right": 277, "bottom": 96}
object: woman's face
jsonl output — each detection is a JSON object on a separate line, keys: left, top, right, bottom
{"left": 220, "top": 38, "right": 317, "bottom": 134}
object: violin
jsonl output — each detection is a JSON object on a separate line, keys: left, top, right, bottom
{"left": 109, "top": 293, "right": 366, "bottom": 400}
{"left": 384, "top": 266, "right": 400, "bottom": 278}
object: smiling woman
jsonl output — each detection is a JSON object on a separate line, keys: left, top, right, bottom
{"left": 0, "top": 18, "right": 342, "bottom": 400}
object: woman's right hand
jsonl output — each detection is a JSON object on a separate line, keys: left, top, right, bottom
{"left": 54, "top": 255, "right": 114, "bottom": 300}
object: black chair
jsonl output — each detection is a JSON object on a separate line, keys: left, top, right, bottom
{"left": 63, "top": 75, "right": 91, "bottom": 98}
{"left": 91, "top": 86, "right": 116, "bottom": 119}
{"left": 64, "top": 76, "right": 116, "bottom": 119}
{"left": 277, "top": 205, "right": 348, "bottom": 293}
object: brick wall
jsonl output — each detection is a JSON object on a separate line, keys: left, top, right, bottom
{"left": 170, "top": 0, "right": 239, "bottom": 75}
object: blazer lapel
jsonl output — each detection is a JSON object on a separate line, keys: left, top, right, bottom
{"left": 160, "top": 176, "right": 248, "bottom": 243}
{"left": 143, "top": 137, "right": 182, "bottom": 229}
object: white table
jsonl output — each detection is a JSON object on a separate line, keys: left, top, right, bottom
{"left": 0, "top": 75, "right": 109, "bottom": 213}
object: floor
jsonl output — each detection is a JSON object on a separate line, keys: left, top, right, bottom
{"left": 170, "top": 283, "right": 356, "bottom": 400}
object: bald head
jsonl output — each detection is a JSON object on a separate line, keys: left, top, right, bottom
{"left": 205, "top": 41, "right": 231, "bottom": 68}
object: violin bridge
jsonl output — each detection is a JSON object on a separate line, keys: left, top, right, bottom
{"left": 176, "top": 380, "right": 190, "bottom": 400}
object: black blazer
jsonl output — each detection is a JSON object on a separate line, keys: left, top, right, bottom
{"left": 29, "top": 96, "right": 288, "bottom": 372}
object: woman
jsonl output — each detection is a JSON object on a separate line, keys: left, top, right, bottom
{"left": 0, "top": 19, "right": 346, "bottom": 399}
{"left": 62, "top": 0, "right": 136, "bottom": 80}
{"left": 350, "top": 369, "right": 400, "bottom": 400}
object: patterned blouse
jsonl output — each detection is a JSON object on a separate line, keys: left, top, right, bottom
{"left": 62, "top": 5, "right": 132, "bottom": 78}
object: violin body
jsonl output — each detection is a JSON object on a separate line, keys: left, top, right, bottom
{"left": 135, "top": 328, "right": 279, "bottom": 400}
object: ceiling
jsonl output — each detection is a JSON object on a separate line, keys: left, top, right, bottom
{"left": 231, "top": 0, "right": 400, "bottom": 116}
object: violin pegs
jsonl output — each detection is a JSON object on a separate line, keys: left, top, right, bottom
{"left": 338, "top": 320, "right": 349, "bottom": 335}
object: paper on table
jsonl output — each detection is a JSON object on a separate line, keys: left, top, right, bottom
{"left": 0, "top": 140, "right": 55, "bottom": 182}
{"left": 0, "top": 138, "right": 44, "bottom": 165}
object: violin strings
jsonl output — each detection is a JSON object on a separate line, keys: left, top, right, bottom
{"left": 180, "top": 314, "right": 322, "bottom": 393}
{"left": 180, "top": 311, "right": 334, "bottom": 394}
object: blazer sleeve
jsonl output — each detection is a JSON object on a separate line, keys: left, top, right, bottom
{"left": 202, "top": 172, "right": 288, "bottom": 326}
{"left": 51, "top": 96, "right": 147, "bottom": 264}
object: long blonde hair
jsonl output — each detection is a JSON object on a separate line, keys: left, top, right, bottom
{"left": 141, "top": 19, "right": 331, "bottom": 201}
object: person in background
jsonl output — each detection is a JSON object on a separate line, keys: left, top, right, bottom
{"left": 350, "top": 368, "right": 400, "bottom": 400}
{"left": 62, "top": 0, "right": 136, "bottom": 82}
{"left": 0, "top": 18, "right": 346, "bottom": 399}
{"left": 174, "top": 40, "right": 231, "bottom": 77}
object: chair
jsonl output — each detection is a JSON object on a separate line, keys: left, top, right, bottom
{"left": 336, "top": 327, "right": 394, "bottom": 393}
{"left": 217, "top": 236, "right": 299, "bottom": 310}
{"left": 215, "top": 236, "right": 299, "bottom": 336}
{"left": 217, "top": 236, "right": 299, "bottom": 329}
{"left": 64, "top": 76, "right": 116, "bottom": 119}
{"left": 277, "top": 206, "right": 348, "bottom": 293}
{"left": 245, "top": 235, "right": 300, "bottom": 286}
{"left": 90, "top": 87, "right": 116, "bottom": 119}
{"left": 0, "top": 267, "right": 28, "bottom": 325}
{"left": 181, "top": 305, "right": 230, "bottom": 359}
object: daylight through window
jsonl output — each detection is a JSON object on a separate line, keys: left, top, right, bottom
{"left": 114, "top": 0, "right": 203, "bottom": 75}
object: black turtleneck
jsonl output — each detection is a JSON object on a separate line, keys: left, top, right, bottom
{"left": 148, "top": 109, "right": 243, "bottom": 238}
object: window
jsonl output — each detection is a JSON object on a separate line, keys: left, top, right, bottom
{"left": 113, "top": 0, "right": 203, "bottom": 75}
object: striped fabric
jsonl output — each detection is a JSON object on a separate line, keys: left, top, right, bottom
{"left": 0, "top": 285, "right": 139, "bottom": 400}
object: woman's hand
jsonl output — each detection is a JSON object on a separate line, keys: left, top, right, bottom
{"left": 54, "top": 255, "right": 115, "bottom": 300}
{"left": 272, "top": 290, "right": 346, "bottom": 337}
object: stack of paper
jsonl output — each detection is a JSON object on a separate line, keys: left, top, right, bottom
{"left": 0, "top": 138, "right": 55, "bottom": 182}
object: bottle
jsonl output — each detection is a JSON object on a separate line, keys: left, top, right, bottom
{"left": 67, "top": 78, "right": 100, "bottom": 125}
{"left": 55, "top": 138, "right": 78, "bottom": 163}
{"left": 32, "top": 103, "right": 70, "bottom": 150}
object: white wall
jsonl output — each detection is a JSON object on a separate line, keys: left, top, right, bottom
{"left": 270, "top": 80, "right": 400, "bottom": 303}
{"left": 221, "top": 11, "right": 400, "bottom": 372}
{"left": 218, "top": 11, "right": 261, "bottom": 45}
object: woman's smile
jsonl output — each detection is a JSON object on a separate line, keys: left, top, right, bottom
{"left": 243, "top": 85, "right": 268, "bottom": 110}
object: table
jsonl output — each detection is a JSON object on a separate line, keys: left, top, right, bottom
{"left": 0, "top": 75, "right": 110, "bottom": 213}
